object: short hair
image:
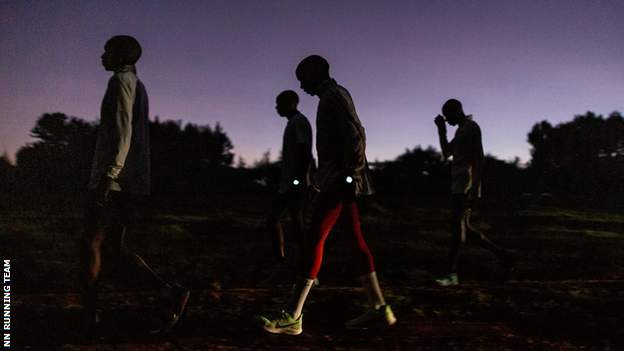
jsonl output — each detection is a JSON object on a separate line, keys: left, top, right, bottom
{"left": 296, "top": 55, "right": 330, "bottom": 80}
{"left": 442, "top": 98, "right": 463, "bottom": 116}
{"left": 105, "top": 35, "right": 142, "bottom": 65}
{"left": 276, "top": 90, "right": 299, "bottom": 105}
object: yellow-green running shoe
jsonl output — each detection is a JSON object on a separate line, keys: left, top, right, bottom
{"left": 435, "top": 273, "right": 459, "bottom": 286}
{"left": 256, "top": 310, "right": 303, "bottom": 335}
{"left": 345, "top": 305, "right": 397, "bottom": 329}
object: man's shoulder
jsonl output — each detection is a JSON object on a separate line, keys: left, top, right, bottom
{"left": 293, "top": 112, "right": 311, "bottom": 124}
{"left": 464, "top": 117, "right": 481, "bottom": 132}
{"left": 289, "top": 113, "right": 312, "bottom": 134}
{"left": 320, "top": 83, "right": 350, "bottom": 99}
{"left": 336, "top": 83, "right": 351, "bottom": 96}
{"left": 319, "top": 87, "right": 351, "bottom": 116}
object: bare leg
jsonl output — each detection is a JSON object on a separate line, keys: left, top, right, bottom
{"left": 81, "top": 224, "right": 105, "bottom": 314}
{"left": 267, "top": 215, "right": 285, "bottom": 261}
{"left": 108, "top": 223, "right": 170, "bottom": 290}
{"left": 448, "top": 196, "right": 466, "bottom": 273}
{"left": 289, "top": 192, "right": 306, "bottom": 274}
{"left": 267, "top": 194, "right": 288, "bottom": 261}
{"left": 465, "top": 211, "right": 507, "bottom": 260}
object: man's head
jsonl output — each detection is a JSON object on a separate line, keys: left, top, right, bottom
{"left": 275, "top": 90, "right": 299, "bottom": 117}
{"left": 442, "top": 98, "right": 466, "bottom": 126}
{"left": 295, "top": 55, "right": 330, "bottom": 96}
{"left": 101, "top": 35, "right": 142, "bottom": 71}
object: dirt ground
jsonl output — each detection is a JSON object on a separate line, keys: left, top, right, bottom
{"left": 14, "top": 282, "right": 622, "bottom": 350}
{"left": 2, "top": 195, "right": 624, "bottom": 350}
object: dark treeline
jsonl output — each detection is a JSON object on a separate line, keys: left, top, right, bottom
{"left": 526, "top": 111, "right": 624, "bottom": 208}
{"left": 370, "top": 146, "right": 524, "bottom": 208}
{"left": 1, "top": 111, "right": 622, "bottom": 209}
{"left": 3, "top": 113, "right": 238, "bottom": 198}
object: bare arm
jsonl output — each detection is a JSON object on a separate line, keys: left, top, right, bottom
{"left": 435, "top": 115, "right": 453, "bottom": 159}
{"left": 292, "top": 116, "right": 313, "bottom": 185}
{"left": 293, "top": 142, "right": 311, "bottom": 183}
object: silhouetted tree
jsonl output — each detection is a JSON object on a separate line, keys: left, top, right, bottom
{"left": 248, "top": 149, "right": 279, "bottom": 190}
{"left": 16, "top": 113, "right": 96, "bottom": 192}
{"left": 527, "top": 111, "right": 624, "bottom": 207}
{"left": 15, "top": 113, "right": 237, "bottom": 196}
{"left": 149, "top": 118, "right": 235, "bottom": 195}
{"left": 209, "top": 123, "right": 234, "bottom": 167}
{"left": 236, "top": 156, "right": 247, "bottom": 169}
{"left": 0, "top": 153, "right": 16, "bottom": 192}
{"left": 373, "top": 146, "right": 449, "bottom": 199}
{"left": 481, "top": 154, "right": 525, "bottom": 203}
{"left": 372, "top": 145, "right": 524, "bottom": 207}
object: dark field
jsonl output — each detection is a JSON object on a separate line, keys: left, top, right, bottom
{"left": 1, "top": 193, "right": 623, "bottom": 350}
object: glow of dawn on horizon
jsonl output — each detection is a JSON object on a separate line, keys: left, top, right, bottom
{"left": 1, "top": 1, "right": 622, "bottom": 164}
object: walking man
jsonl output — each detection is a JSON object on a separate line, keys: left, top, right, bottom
{"left": 257, "top": 55, "right": 396, "bottom": 335}
{"left": 266, "top": 90, "right": 313, "bottom": 273}
{"left": 434, "top": 98, "right": 515, "bottom": 286}
{"left": 81, "top": 35, "right": 189, "bottom": 335}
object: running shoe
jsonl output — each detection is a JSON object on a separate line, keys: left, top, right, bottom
{"left": 435, "top": 273, "right": 459, "bottom": 286}
{"left": 151, "top": 284, "right": 190, "bottom": 333}
{"left": 256, "top": 310, "right": 303, "bottom": 335}
{"left": 345, "top": 305, "right": 397, "bottom": 329}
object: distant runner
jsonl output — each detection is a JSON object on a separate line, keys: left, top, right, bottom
{"left": 434, "top": 98, "right": 515, "bottom": 286}
{"left": 266, "top": 90, "right": 313, "bottom": 274}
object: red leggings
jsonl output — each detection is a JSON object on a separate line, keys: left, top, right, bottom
{"left": 306, "top": 191, "right": 376, "bottom": 279}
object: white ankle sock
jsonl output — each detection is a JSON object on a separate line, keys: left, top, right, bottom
{"left": 287, "top": 278, "right": 314, "bottom": 319}
{"left": 360, "top": 271, "right": 386, "bottom": 309}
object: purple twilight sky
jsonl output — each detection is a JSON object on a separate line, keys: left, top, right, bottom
{"left": 1, "top": 0, "right": 623, "bottom": 164}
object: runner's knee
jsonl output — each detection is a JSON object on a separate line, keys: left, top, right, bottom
{"left": 466, "top": 228, "right": 485, "bottom": 243}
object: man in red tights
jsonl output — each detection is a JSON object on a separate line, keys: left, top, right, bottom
{"left": 257, "top": 55, "right": 397, "bottom": 335}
